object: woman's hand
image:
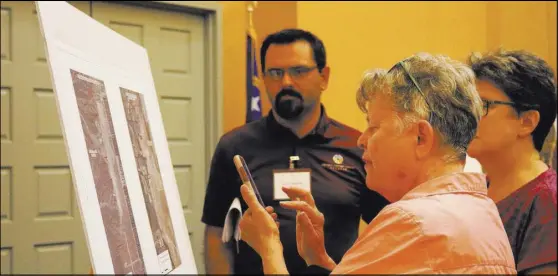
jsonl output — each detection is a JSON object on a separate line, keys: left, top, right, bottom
{"left": 280, "top": 186, "right": 336, "bottom": 270}
{"left": 238, "top": 183, "right": 289, "bottom": 274}
{"left": 238, "top": 184, "right": 281, "bottom": 256}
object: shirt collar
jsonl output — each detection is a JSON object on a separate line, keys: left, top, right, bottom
{"left": 266, "top": 104, "right": 332, "bottom": 139}
{"left": 401, "top": 172, "right": 488, "bottom": 201}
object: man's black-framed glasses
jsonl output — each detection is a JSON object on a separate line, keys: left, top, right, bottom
{"left": 388, "top": 60, "right": 433, "bottom": 114}
{"left": 481, "top": 99, "right": 539, "bottom": 117}
{"left": 264, "top": 66, "right": 318, "bottom": 80}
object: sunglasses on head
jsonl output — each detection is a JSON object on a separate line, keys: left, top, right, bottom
{"left": 388, "top": 59, "right": 433, "bottom": 118}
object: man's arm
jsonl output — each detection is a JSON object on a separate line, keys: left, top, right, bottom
{"left": 204, "top": 225, "right": 234, "bottom": 274}
{"left": 201, "top": 136, "right": 241, "bottom": 274}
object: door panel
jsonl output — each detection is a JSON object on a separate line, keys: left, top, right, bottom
{"left": 1, "top": 2, "right": 92, "bottom": 274}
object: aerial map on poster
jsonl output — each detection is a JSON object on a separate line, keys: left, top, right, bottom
{"left": 120, "top": 87, "right": 181, "bottom": 273}
{"left": 35, "top": 1, "right": 197, "bottom": 274}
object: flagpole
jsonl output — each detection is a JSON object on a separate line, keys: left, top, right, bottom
{"left": 247, "top": 1, "right": 260, "bottom": 78}
{"left": 247, "top": 1, "right": 257, "bottom": 30}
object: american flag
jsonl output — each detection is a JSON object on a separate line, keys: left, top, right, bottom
{"left": 245, "top": 24, "right": 262, "bottom": 123}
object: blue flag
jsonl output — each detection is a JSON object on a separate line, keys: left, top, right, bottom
{"left": 246, "top": 30, "right": 262, "bottom": 123}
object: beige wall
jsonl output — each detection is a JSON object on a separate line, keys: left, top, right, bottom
{"left": 219, "top": 1, "right": 246, "bottom": 133}
{"left": 486, "top": 1, "right": 557, "bottom": 70}
{"left": 296, "top": 1, "right": 557, "bottom": 131}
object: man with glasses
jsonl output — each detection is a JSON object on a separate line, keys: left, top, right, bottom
{"left": 201, "top": 28, "right": 389, "bottom": 274}
{"left": 236, "top": 53, "right": 516, "bottom": 274}
{"left": 467, "top": 49, "right": 557, "bottom": 275}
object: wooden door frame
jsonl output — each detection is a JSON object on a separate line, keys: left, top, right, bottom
{"left": 99, "top": 1, "right": 224, "bottom": 182}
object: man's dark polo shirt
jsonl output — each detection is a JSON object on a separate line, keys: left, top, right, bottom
{"left": 201, "top": 107, "right": 389, "bottom": 274}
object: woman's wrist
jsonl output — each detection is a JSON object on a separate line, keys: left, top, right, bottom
{"left": 318, "top": 255, "right": 337, "bottom": 271}
{"left": 308, "top": 251, "right": 336, "bottom": 271}
{"left": 261, "top": 239, "right": 289, "bottom": 274}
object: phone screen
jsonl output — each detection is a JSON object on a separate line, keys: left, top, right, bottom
{"left": 233, "top": 155, "right": 265, "bottom": 206}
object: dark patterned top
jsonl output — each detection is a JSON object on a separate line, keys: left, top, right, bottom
{"left": 496, "top": 168, "right": 557, "bottom": 273}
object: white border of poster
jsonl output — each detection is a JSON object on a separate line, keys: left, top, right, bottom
{"left": 35, "top": 1, "right": 197, "bottom": 274}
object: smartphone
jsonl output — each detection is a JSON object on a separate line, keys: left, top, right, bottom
{"left": 233, "top": 155, "right": 265, "bottom": 207}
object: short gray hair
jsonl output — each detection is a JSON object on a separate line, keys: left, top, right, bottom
{"left": 356, "top": 53, "right": 483, "bottom": 161}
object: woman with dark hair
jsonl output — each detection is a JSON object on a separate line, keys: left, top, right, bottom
{"left": 468, "top": 48, "right": 557, "bottom": 275}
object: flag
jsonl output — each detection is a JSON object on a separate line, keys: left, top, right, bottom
{"left": 246, "top": 26, "right": 262, "bottom": 123}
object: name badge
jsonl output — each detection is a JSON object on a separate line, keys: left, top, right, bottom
{"left": 272, "top": 169, "right": 311, "bottom": 200}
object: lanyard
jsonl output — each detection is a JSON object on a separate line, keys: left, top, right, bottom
{"left": 289, "top": 155, "right": 300, "bottom": 169}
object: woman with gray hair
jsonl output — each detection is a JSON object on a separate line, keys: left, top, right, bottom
{"left": 237, "top": 53, "right": 516, "bottom": 274}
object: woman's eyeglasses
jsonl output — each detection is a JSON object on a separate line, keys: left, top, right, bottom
{"left": 481, "top": 99, "right": 539, "bottom": 116}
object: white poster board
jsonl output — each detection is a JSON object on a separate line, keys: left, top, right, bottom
{"left": 35, "top": 1, "right": 197, "bottom": 274}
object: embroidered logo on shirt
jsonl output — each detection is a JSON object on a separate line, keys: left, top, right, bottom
{"left": 322, "top": 163, "right": 355, "bottom": 172}
{"left": 322, "top": 154, "right": 355, "bottom": 172}
{"left": 333, "top": 154, "right": 344, "bottom": 165}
